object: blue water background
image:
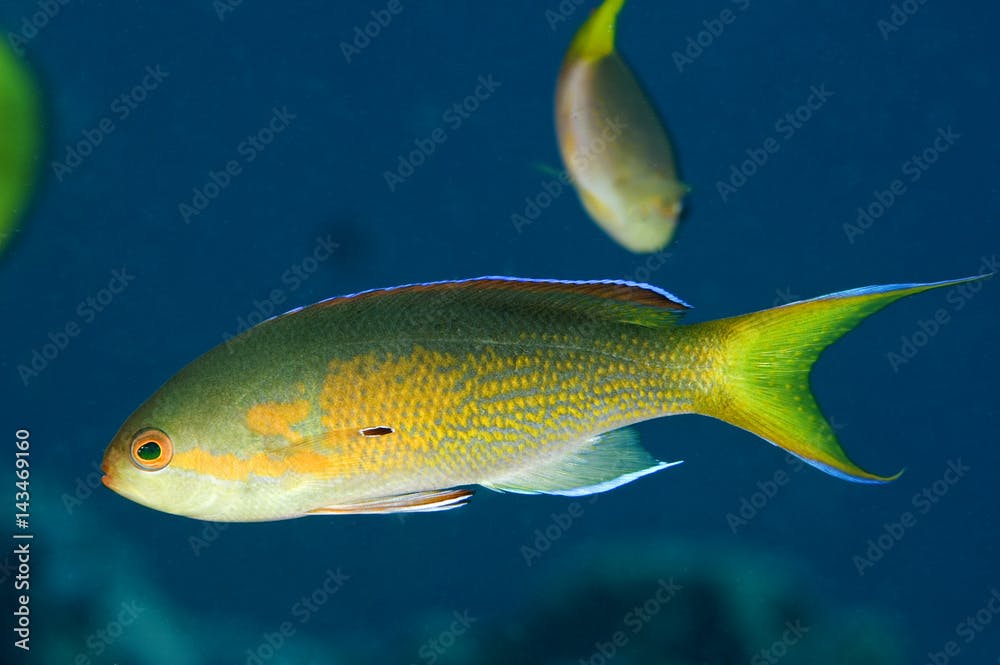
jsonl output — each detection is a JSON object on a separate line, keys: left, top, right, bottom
{"left": 1, "top": 1, "right": 997, "bottom": 663}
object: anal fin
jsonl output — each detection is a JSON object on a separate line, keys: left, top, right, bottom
{"left": 482, "top": 428, "right": 680, "bottom": 497}
{"left": 307, "top": 488, "right": 473, "bottom": 516}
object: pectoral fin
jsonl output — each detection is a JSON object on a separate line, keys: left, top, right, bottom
{"left": 306, "top": 488, "right": 473, "bottom": 516}
{"left": 483, "top": 428, "right": 680, "bottom": 496}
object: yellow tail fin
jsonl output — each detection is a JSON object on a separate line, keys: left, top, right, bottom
{"left": 567, "top": 0, "right": 626, "bottom": 61}
{"left": 696, "top": 276, "right": 990, "bottom": 482}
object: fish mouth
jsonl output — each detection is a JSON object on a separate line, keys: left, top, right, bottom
{"left": 100, "top": 459, "right": 114, "bottom": 489}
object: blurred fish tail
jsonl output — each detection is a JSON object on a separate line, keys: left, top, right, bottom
{"left": 567, "top": 0, "right": 626, "bottom": 60}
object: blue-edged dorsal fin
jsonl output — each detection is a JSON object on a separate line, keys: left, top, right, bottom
{"left": 300, "top": 277, "right": 692, "bottom": 328}
{"left": 482, "top": 428, "right": 681, "bottom": 496}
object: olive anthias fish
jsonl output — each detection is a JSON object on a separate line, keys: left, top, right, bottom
{"left": 556, "top": 0, "right": 687, "bottom": 254}
{"left": 102, "top": 275, "right": 987, "bottom": 522}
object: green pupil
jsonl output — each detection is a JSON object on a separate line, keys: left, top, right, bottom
{"left": 137, "top": 441, "right": 161, "bottom": 461}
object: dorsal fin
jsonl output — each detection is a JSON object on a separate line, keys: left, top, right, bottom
{"left": 289, "top": 277, "right": 691, "bottom": 329}
{"left": 315, "top": 277, "right": 690, "bottom": 310}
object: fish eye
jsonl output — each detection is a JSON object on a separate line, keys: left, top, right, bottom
{"left": 129, "top": 428, "right": 173, "bottom": 471}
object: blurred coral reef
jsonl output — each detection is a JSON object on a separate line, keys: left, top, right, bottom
{"left": 38, "top": 507, "right": 902, "bottom": 665}
{"left": 419, "top": 541, "right": 903, "bottom": 665}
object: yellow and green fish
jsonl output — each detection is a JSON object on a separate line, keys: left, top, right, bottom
{"left": 102, "top": 275, "right": 987, "bottom": 522}
{"left": 0, "top": 40, "right": 41, "bottom": 254}
{"left": 556, "top": 0, "right": 687, "bottom": 253}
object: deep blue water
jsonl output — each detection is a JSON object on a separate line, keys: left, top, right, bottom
{"left": 2, "top": 2, "right": 998, "bottom": 664}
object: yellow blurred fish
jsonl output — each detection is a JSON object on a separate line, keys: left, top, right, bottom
{"left": 556, "top": 0, "right": 687, "bottom": 253}
{"left": 101, "top": 275, "right": 988, "bottom": 522}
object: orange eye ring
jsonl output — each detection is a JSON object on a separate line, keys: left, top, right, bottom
{"left": 129, "top": 428, "right": 174, "bottom": 471}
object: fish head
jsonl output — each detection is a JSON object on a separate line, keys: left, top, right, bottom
{"left": 603, "top": 172, "right": 686, "bottom": 253}
{"left": 101, "top": 416, "right": 219, "bottom": 519}
{"left": 101, "top": 389, "right": 241, "bottom": 521}
{"left": 630, "top": 195, "right": 682, "bottom": 225}
{"left": 616, "top": 195, "right": 682, "bottom": 253}
{"left": 101, "top": 324, "right": 338, "bottom": 522}
{"left": 631, "top": 174, "right": 686, "bottom": 218}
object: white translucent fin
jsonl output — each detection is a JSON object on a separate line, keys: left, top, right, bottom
{"left": 306, "top": 488, "right": 473, "bottom": 515}
{"left": 482, "top": 428, "right": 680, "bottom": 496}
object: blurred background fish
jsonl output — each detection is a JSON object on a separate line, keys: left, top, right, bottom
{"left": 556, "top": 0, "right": 687, "bottom": 253}
{"left": 0, "top": 39, "right": 41, "bottom": 255}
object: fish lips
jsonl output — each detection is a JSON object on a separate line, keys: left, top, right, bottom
{"left": 100, "top": 458, "right": 115, "bottom": 489}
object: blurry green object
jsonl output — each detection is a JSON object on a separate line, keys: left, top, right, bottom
{"left": 0, "top": 37, "right": 41, "bottom": 254}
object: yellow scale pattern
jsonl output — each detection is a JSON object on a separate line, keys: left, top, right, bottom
{"left": 171, "top": 328, "right": 716, "bottom": 491}
{"left": 308, "top": 331, "right": 714, "bottom": 487}
{"left": 245, "top": 399, "right": 311, "bottom": 443}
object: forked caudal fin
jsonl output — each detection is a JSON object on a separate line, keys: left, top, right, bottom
{"left": 694, "top": 275, "right": 991, "bottom": 483}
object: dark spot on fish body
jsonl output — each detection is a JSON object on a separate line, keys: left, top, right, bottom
{"left": 360, "top": 426, "right": 394, "bottom": 437}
